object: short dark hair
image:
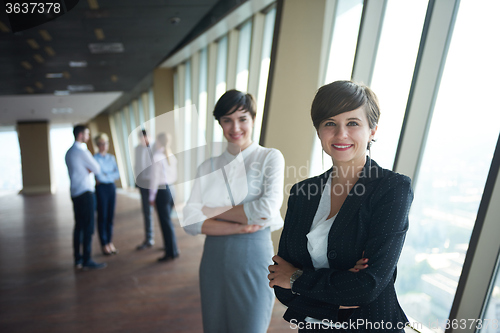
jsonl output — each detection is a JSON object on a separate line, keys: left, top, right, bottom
{"left": 213, "top": 90, "right": 256, "bottom": 122}
{"left": 73, "top": 124, "right": 88, "bottom": 139}
{"left": 311, "top": 81, "right": 380, "bottom": 130}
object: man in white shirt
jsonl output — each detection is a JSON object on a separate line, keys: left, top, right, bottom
{"left": 65, "top": 124, "right": 107, "bottom": 270}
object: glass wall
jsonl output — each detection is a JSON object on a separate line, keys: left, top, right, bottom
{"left": 310, "top": 0, "right": 364, "bottom": 177}
{"left": 396, "top": 0, "right": 500, "bottom": 330}
{"left": 49, "top": 125, "right": 74, "bottom": 192}
{"left": 212, "top": 36, "right": 228, "bottom": 147}
{"left": 0, "top": 128, "right": 22, "bottom": 194}
{"left": 480, "top": 258, "right": 500, "bottom": 333}
{"left": 253, "top": 6, "right": 277, "bottom": 142}
{"left": 198, "top": 47, "right": 208, "bottom": 148}
{"left": 148, "top": 88, "right": 156, "bottom": 140}
{"left": 235, "top": 20, "right": 252, "bottom": 92}
{"left": 170, "top": 5, "right": 278, "bottom": 183}
{"left": 369, "top": 0, "right": 429, "bottom": 169}
{"left": 183, "top": 60, "right": 193, "bottom": 197}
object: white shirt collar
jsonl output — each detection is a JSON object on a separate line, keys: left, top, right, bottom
{"left": 73, "top": 141, "right": 88, "bottom": 150}
{"left": 222, "top": 141, "right": 258, "bottom": 161}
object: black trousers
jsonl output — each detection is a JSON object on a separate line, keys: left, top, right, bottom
{"left": 155, "top": 186, "right": 179, "bottom": 258}
{"left": 95, "top": 183, "right": 116, "bottom": 246}
{"left": 71, "top": 191, "right": 96, "bottom": 264}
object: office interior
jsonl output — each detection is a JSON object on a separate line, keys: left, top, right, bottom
{"left": 1, "top": 0, "right": 499, "bottom": 332}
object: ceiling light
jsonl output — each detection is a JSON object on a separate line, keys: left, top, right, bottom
{"left": 87, "top": 0, "right": 99, "bottom": 10}
{"left": 21, "top": 61, "right": 32, "bottom": 70}
{"left": 67, "top": 84, "right": 94, "bottom": 92}
{"left": 94, "top": 28, "right": 105, "bottom": 40}
{"left": 52, "top": 107, "right": 73, "bottom": 114}
{"left": 35, "top": 82, "right": 44, "bottom": 89}
{"left": 27, "top": 39, "right": 40, "bottom": 49}
{"left": 33, "top": 54, "right": 45, "bottom": 63}
{"left": 111, "top": 75, "right": 118, "bottom": 82}
{"left": 88, "top": 42, "right": 124, "bottom": 54}
{"left": 54, "top": 90, "right": 70, "bottom": 96}
{"left": 63, "top": 71, "right": 71, "bottom": 79}
{"left": 25, "top": 87, "right": 34, "bottom": 93}
{"left": 46, "top": 73, "right": 64, "bottom": 78}
{"left": 0, "top": 20, "right": 9, "bottom": 33}
{"left": 39, "top": 30, "right": 52, "bottom": 41}
{"left": 69, "top": 61, "right": 88, "bottom": 67}
{"left": 45, "top": 46, "right": 56, "bottom": 56}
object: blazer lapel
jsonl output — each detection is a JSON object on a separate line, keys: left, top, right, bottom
{"left": 328, "top": 158, "right": 383, "bottom": 240}
{"left": 295, "top": 171, "right": 330, "bottom": 268}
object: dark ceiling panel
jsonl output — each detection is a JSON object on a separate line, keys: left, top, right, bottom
{"left": 0, "top": 0, "right": 220, "bottom": 96}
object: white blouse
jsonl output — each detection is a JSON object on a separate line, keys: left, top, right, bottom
{"left": 149, "top": 150, "right": 178, "bottom": 202}
{"left": 307, "top": 175, "right": 337, "bottom": 270}
{"left": 182, "top": 142, "right": 285, "bottom": 235}
{"left": 305, "top": 175, "right": 339, "bottom": 326}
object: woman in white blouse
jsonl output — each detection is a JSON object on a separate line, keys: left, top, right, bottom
{"left": 183, "top": 90, "right": 285, "bottom": 333}
{"left": 149, "top": 132, "right": 179, "bottom": 262}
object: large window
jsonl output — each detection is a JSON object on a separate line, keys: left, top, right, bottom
{"left": 369, "top": 0, "right": 428, "bottom": 169}
{"left": 115, "top": 111, "right": 134, "bottom": 188}
{"left": 169, "top": 6, "right": 277, "bottom": 152}
{"left": 253, "top": 6, "right": 276, "bottom": 142}
{"left": 198, "top": 48, "right": 208, "bottom": 148}
{"left": 183, "top": 60, "right": 193, "bottom": 200}
{"left": 212, "top": 36, "right": 228, "bottom": 146}
{"left": 147, "top": 88, "right": 156, "bottom": 140}
{"left": 323, "top": 0, "right": 363, "bottom": 84}
{"left": 310, "top": 0, "right": 364, "bottom": 177}
{"left": 0, "top": 129, "right": 22, "bottom": 194}
{"left": 235, "top": 20, "right": 252, "bottom": 92}
{"left": 138, "top": 96, "right": 145, "bottom": 125}
{"left": 396, "top": 0, "right": 500, "bottom": 331}
{"left": 480, "top": 258, "right": 500, "bottom": 333}
{"left": 49, "top": 125, "right": 74, "bottom": 192}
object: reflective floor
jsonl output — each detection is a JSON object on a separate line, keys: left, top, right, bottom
{"left": 0, "top": 189, "right": 290, "bottom": 332}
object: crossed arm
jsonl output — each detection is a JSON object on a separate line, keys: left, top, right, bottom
{"left": 200, "top": 204, "right": 256, "bottom": 235}
{"left": 184, "top": 150, "right": 285, "bottom": 237}
{"left": 270, "top": 175, "right": 412, "bottom": 313}
{"left": 267, "top": 254, "right": 368, "bottom": 310}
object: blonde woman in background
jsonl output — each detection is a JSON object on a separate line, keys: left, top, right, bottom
{"left": 94, "top": 133, "right": 120, "bottom": 255}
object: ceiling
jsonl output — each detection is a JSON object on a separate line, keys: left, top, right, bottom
{"left": 0, "top": 0, "right": 234, "bottom": 127}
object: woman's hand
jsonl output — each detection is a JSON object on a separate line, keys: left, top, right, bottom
{"left": 348, "top": 253, "right": 369, "bottom": 273}
{"left": 268, "top": 255, "right": 298, "bottom": 289}
{"left": 338, "top": 255, "right": 368, "bottom": 309}
{"left": 237, "top": 224, "right": 262, "bottom": 234}
{"left": 268, "top": 254, "right": 367, "bottom": 310}
{"left": 201, "top": 219, "right": 260, "bottom": 236}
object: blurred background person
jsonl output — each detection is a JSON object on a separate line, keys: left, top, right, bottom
{"left": 94, "top": 133, "right": 120, "bottom": 256}
{"left": 65, "top": 124, "right": 107, "bottom": 271}
{"left": 149, "top": 132, "right": 179, "bottom": 262}
{"left": 134, "top": 129, "right": 155, "bottom": 250}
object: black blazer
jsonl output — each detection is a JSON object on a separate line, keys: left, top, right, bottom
{"left": 274, "top": 158, "right": 413, "bottom": 332}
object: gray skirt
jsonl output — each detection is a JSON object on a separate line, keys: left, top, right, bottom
{"left": 199, "top": 227, "right": 275, "bottom": 333}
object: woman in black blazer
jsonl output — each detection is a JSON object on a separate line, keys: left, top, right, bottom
{"left": 268, "top": 81, "right": 413, "bottom": 332}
